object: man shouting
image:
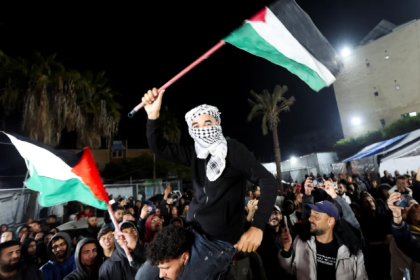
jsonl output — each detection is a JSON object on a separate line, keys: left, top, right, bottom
{"left": 143, "top": 88, "right": 277, "bottom": 251}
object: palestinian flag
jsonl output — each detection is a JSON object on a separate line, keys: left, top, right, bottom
{"left": 223, "top": 0, "right": 342, "bottom": 91}
{"left": 3, "top": 133, "right": 109, "bottom": 210}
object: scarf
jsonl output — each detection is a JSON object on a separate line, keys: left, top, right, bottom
{"left": 185, "top": 104, "right": 228, "bottom": 181}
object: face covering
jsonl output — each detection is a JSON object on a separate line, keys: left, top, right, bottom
{"left": 185, "top": 104, "right": 228, "bottom": 181}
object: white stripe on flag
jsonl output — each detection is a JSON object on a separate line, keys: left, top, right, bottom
{"left": 247, "top": 8, "right": 336, "bottom": 86}
{"left": 4, "top": 133, "right": 80, "bottom": 181}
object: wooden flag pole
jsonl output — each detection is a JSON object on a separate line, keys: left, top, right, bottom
{"left": 107, "top": 203, "right": 133, "bottom": 263}
{"left": 128, "top": 40, "right": 226, "bottom": 118}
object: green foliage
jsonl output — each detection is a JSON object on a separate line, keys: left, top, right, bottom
{"left": 102, "top": 154, "right": 191, "bottom": 183}
{"left": 0, "top": 50, "right": 121, "bottom": 148}
{"left": 333, "top": 115, "right": 420, "bottom": 159}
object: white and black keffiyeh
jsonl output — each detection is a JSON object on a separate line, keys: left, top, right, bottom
{"left": 185, "top": 104, "right": 227, "bottom": 181}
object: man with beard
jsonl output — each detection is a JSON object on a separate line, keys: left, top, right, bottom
{"left": 143, "top": 88, "right": 277, "bottom": 255}
{"left": 64, "top": 238, "right": 104, "bottom": 280}
{"left": 337, "top": 180, "right": 352, "bottom": 204}
{"left": 279, "top": 180, "right": 367, "bottom": 279}
{"left": 0, "top": 240, "right": 42, "bottom": 280}
{"left": 99, "top": 221, "right": 145, "bottom": 280}
{"left": 247, "top": 205, "right": 289, "bottom": 280}
{"left": 40, "top": 232, "right": 76, "bottom": 280}
{"left": 79, "top": 216, "right": 99, "bottom": 240}
{"left": 101, "top": 206, "right": 124, "bottom": 230}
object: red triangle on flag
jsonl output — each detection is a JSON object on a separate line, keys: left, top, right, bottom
{"left": 249, "top": 7, "right": 267, "bottom": 23}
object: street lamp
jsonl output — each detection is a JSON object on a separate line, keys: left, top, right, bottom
{"left": 291, "top": 156, "right": 297, "bottom": 163}
{"left": 352, "top": 117, "right": 361, "bottom": 125}
{"left": 341, "top": 47, "right": 351, "bottom": 58}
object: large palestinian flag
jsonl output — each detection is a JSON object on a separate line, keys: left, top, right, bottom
{"left": 3, "top": 133, "right": 109, "bottom": 210}
{"left": 223, "top": 0, "right": 342, "bottom": 91}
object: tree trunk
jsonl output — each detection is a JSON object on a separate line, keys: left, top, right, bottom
{"left": 272, "top": 125, "right": 283, "bottom": 190}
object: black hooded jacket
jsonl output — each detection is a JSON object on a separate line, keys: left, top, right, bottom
{"left": 64, "top": 238, "right": 104, "bottom": 280}
{"left": 99, "top": 221, "right": 145, "bottom": 280}
{"left": 147, "top": 118, "right": 278, "bottom": 244}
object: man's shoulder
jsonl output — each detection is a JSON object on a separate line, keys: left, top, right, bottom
{"left": 40, "top": 261, "right": 54, "bottom": 270}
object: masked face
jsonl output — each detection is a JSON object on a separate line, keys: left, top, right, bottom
{"left": 0, "top": 245, "right": 21, "bottom": 273}
{"left": 51, "top": 238, "right": 68, "bottom": 260}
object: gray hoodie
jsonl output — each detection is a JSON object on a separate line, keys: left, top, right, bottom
{"left": 64, "top": 238, "right": 104, "bottom": 280}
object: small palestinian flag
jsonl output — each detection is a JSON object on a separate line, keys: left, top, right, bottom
{"left": 223, "top": 0, "right": 342, "bottom": 91}
{"left": 3, "top": 133, "right": 109, "bottom": 210}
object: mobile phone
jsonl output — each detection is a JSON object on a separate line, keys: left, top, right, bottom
{"left": 395, "top": 193, "right": 410, "bottom": 207}
{"left": 284, "top": 216, "right": 289, "bottom": 231}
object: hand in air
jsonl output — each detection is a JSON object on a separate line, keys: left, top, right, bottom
{"left": 142, "top": 88, "right": 165, "bottom": 119}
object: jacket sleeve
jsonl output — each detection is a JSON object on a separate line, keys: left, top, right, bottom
{"left": 278, "top": 238, "right": 298, "bottom": 276}
{"left": 355, "top": 251, "right": 368, "bottom": 280}
{"left": 357, "top": 174, "right": 371, "bottom": 190}
{"left": 391, "top": 221, "right": 420, "bottom": 263}
{"left": 333, "top": 196, "right": 360, "bottom": 229}
{"left": 146, "top": 118, "right": 193, "bottom": 166}
{"left": 230, "top": 140, "right": 278, "bottom": 232}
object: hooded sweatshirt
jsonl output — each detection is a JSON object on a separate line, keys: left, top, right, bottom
{"left": 15, "top": 225, "right": 29, "bottom": 241}
{"left": 64, "top": 238, "right": 104, "bottom": 280}
{"left": 40, "top": 232, "right": 76, "bottom": 280}
{"left": 144, "top": 214, "right": 161, "bottom": 245}
{"left": 99, "top": 221, "right": 146, "bottom": 280}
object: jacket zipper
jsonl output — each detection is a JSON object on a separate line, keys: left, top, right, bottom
{"left": 194, "top": 160, "right": 209, "bottom": 219}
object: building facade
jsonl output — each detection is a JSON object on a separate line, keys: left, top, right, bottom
{"left": 333, "top": 20, "right": 420, "bottom": 139}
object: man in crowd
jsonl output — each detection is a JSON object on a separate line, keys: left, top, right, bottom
{"left": 0, "top": 240, "right": 43, "bottom": 280}
{"left": 29, "top": 221, "right": 48, "bottom": 241}
{"left": 289, "top": 192, "right": 303, "bottom": 226}
{"left": 80, "top": 215, "right": 99, "bottom": 239}
{"left": 99, "top": 221, "right": 145, "bottom": 280}
{"left": 40, "top": 232, "right": 76, "bottom": 280}
{"left": 46, "top": 215, "right": 61, "bottom": 230}
{"left": 279, "top": 179, "right": 367, "bottom": 279}
{"left": 37, "top": 232, "right": 55, "bottom": 266}
{"left": 143, "top": 88, "right": 278, "bottom": 260}
{"left": 123, "top": 213, "right": 136, "bottom": 223}
{"left": 101, "top": 206, "right": 124, "bottom": 230}
{"left": 389, "top": 175, "right": 413, "bottom": 198}
{"left": 382, "top": 170, "right": 395, "bottom": 185}
{"left": 0, "top": 231, "right": 13, "bottom": 243}
{"left": 64, "top": 238, "right": 104, "bottom": 280}
{"left": 337, "top": 180, "right": 352, "bottom": 204}
{"left": 97, "top": 228, "right": 115, "bottom": 262}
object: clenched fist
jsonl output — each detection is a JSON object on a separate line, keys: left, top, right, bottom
{"left": 142, "top": 88, "right": 165, "bottom": 120}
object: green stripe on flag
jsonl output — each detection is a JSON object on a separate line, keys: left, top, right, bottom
{"left": 223, "top": 23, "right": 328, "bottom": 91}
{"left": 26, "top": 162, "right": 108, "bottom": 210}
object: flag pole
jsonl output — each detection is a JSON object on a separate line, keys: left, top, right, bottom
{"left": 107, "top": 203, "right": 133, "bottom": 263}
{"left": 128, "top": 40, "right": 226, "bottom": 118}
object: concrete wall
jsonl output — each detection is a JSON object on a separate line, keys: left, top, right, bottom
{"left": 333, "top": 20, "right": 420, "bottom": 138}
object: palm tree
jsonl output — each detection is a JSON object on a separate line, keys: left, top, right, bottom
{"left": 247, "top": 85, "right": 296, "bottom": 190}
{"left": 0, "top": 50, "right": 121, "bottom": 148}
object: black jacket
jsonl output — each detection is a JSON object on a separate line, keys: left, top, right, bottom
{"left": 64, "top": 238, "right": 104, "bottom": 280}
{"left": 99, "top": 221, "right": 146, "bottom": 280}
{"left": 147, "top": 118, "right": 278, "bottom": 244}
{"left": 14, "top": 261, "right": 44, "bottom": 280}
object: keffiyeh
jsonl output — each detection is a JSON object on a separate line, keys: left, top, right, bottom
{"left": 185, "top": 105, "right": 228, "bottom": 181}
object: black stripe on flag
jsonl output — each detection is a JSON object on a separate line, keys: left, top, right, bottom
{"left": 3, "top": 133, "right": 83, "bottom": 168}
{"left": 269, "top": 0, "right": 343, "bottom": 76}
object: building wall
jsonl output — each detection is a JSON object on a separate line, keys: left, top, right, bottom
{"left": 333, "top": 20, "right": 420, "bottom": 139}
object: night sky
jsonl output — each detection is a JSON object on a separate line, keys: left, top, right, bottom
{"left": 1, "top": 0, "right": 420, "bottom": 161}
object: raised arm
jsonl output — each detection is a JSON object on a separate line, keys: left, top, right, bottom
{"left": 145, "top": 88, "right": 193, "bottom": 166}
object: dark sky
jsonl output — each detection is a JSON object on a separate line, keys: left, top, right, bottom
{"left": 1, "top": 0, "right": 420, "bottom": 160}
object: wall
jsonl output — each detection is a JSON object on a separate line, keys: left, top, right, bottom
{"left": 334, "top": 20, "right": 420, "bottom": 138}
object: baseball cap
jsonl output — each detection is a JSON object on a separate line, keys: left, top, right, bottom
{"left": 273, "top": 205, "right": 282, "bottom": 213}
{"left": 305, "top": 200, "right": 339, "bottom": 221}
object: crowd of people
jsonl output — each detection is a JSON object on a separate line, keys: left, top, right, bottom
{"left": 1, "top": 89, "right": 420, "bottom": 280}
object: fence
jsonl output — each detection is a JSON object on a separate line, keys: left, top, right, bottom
{"left": 0, "top": 180, "right": 183, "bottom": 228}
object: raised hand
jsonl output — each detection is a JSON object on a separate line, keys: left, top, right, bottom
{"left": 321, "top": 179, "right": 337, "bottom": 199}
{"left": 304, "top": 177, "right": 314, "bottom": 196}
{"left": 281, "top": 227, "right": 292, "bottom": 252}
{"left": 142, "top": 88, "right": 165, "bottom": 120}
